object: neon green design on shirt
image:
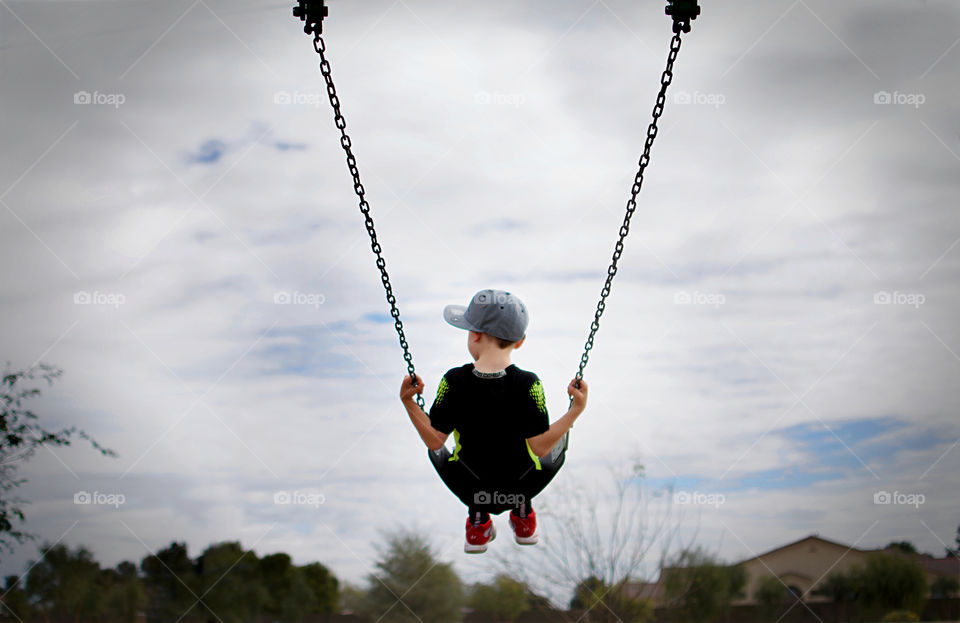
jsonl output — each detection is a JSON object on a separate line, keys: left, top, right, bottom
{"left": 449, "top": 429, "right": 461, "bottom": 462}
{"left": 435, "top": 376, "right": 450, "bottom": 406}
{"left": 529, "top": 379, "right": 547, "bottom": 414}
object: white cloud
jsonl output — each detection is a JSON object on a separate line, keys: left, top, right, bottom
{"left": 2, "top": 0, "right": 958, "bottom": 594}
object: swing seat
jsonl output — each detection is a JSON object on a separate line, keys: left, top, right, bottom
{"left": 428, "top": 433, "right": 568, "bottom": 513}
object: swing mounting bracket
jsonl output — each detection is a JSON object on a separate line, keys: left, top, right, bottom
{"left": 665, "top": 0, "right": 700, "bottom": 33}
{"left": 293, "top": 0, "right": 328, "bottom": 35}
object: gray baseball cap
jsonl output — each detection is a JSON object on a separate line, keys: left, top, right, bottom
{"left": 443, "top": 289, "right": 528, "bottom": 342}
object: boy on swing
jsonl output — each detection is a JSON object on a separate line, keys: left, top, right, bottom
{"left": 400, "top": 289, "right": 588, "bottom": 553}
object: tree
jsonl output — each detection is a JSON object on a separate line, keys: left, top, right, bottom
{"left": 662, "top": 547, "right": 746, "bottom": 623}
{"left": 814, "top": 570, "right": 857, "bottom": 623}
{"left": 570, "top": 576, "right": 607, "bottom": 611}
{"left": 196, "top": 541, "right": 268, "bottom": 623}
{"left": 931, "top": 575, "right": 960, "bottom": 621}
{"left": 260, "top": 553, "right": 305, "bottom": 621}
{"left": 886, "top": 541, "right": 919, "bottom": 555}
{"left": 1, "top": 364, "right": 115, "bottom": 552}
{"left": 469, "top": 575, "right": 531, "bottom": 622}
{"left": 852, "top": 553, "right": 927, "bottom": 620}
{"left": 27, "top": 543, "right": 104, "bottom": 622}
{"left": 259, "top": 553, "right": 319, "bottom": 623}
{"left": 141, "top": 542, "right": 199, "bottom": 623}
{"left": 947, "top": 524, "right": 960, "bottom": 559}
{"left": 363, "top": 530, "right": 464, "bottom": 623}
{"left": 931, "top": 575, "right": 959, "bottom": 598}
{"left": 569, "top": 575, "right": 654, "bottom": 622}
{"left": 301, "top": 561, "right": 339, "bottom": 615}
{"left": 338, "top": 582, "right": 366, "bottom": 614}
{"left": 279, "top": 568, "right": 315, "bottom": 623}
{"left": 493, "top": 459, "right": 684, "bottom": 614}
{"left": 754, "top": 575, "right": 791, "bottom": 621}
{"left": 102, "top": 561, "right": 147, "bottom": 623}
{"left": 1, "top": 575, "right": 33, "bottom": 622}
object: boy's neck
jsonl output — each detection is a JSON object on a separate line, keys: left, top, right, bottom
{"left": 473, "top": 350, "right": 512, "bottom": 374}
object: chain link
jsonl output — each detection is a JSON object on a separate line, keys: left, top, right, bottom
{"left": 575, "top": 32, "right": 685, "bottom": 386}
{"left": 312, "top": 33, "right": 424, "bottom": 409}
{"left": 308, "top": 27, "right": 686, "bottom": 407}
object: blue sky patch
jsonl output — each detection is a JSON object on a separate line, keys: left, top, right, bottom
{"left": 362, "top": 312, "right": 393, "bottom": 324}
{"left": 187, "top": 138, "right": 227, "bottom": 164}
{"left": 646, "top": 416, "right": 943, "bottom": 494}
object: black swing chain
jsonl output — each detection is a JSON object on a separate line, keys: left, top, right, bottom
{"left": 574, "top": 30, "right": 686, "bottom": 387}
{"left": 311, "top": 32, "right": 425, "bottom": 409}
{"left": 299, "top": 0, "right": 696, "bottom": 406}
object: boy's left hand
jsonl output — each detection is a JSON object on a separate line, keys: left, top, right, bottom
{"left": 399, "top": 374, "right": 424, "bottom": 402}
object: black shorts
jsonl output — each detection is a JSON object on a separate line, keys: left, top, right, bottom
{"left": 428, "top": 439, "right": 566, "bottom": 514}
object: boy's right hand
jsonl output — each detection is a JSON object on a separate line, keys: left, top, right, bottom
{"left": 399, "top": 373, "right": 424, "bottom": 402}
{"left": 567, "top": 378, "right": 588, "bottom": 412}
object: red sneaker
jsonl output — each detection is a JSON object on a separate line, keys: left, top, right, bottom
{"left": 464, "top": 515, "right": 496, "bottom": 554}
{"left": 509, "top": 509, "right": 538, "bottom": 545}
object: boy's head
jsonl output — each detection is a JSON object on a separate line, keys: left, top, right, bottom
{"left": 443, "top": 289, "right": 528, "bottom": 353}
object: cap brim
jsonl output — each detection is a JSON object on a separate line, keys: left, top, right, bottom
{"left": 443, "top": 304, "right": 481, "bottom": 332}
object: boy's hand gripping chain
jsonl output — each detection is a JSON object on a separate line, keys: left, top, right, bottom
{"left": 293, "top": 0, "right": 700, "bottom": 412}
{"left": 574, "top": 0, "right": 698, "bottom": 391}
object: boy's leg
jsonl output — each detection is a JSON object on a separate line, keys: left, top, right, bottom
{"left": 428, "top": 448, "right": 498, "bottom": 517}
{"left": 514, "top": 499, "right": 534, "bottom": 518}
{"left": 428, "top": 450, "right": 498, "bottom": 552}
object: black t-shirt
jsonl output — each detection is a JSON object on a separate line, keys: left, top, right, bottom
{"left": 429, "top": 363, "right": 550, "bottom": 486}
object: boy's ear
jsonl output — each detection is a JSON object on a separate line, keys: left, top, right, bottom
{"left": 514, "top": 337, "right": 525, "bottom": 349}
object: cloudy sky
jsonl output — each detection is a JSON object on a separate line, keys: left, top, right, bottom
{"left": 1, "top": 0, "right": 959, "bottom": 602}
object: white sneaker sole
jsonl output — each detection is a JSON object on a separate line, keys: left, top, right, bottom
{"left": 464, "top": 523, "right": 496, "bottom": 554}
{"left": 513, "top": 533, "right": 538, "bottom": 545}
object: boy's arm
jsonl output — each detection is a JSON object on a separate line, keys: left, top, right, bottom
{"left": 400, "top": 374, "right": 449, "bottom": 452}
{"left": 527, "top": 378, "right": 588, "bottom": 458}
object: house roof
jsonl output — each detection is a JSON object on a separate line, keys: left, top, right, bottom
{"left": 733, "top": 533, "right": 861, "bottom": 566}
